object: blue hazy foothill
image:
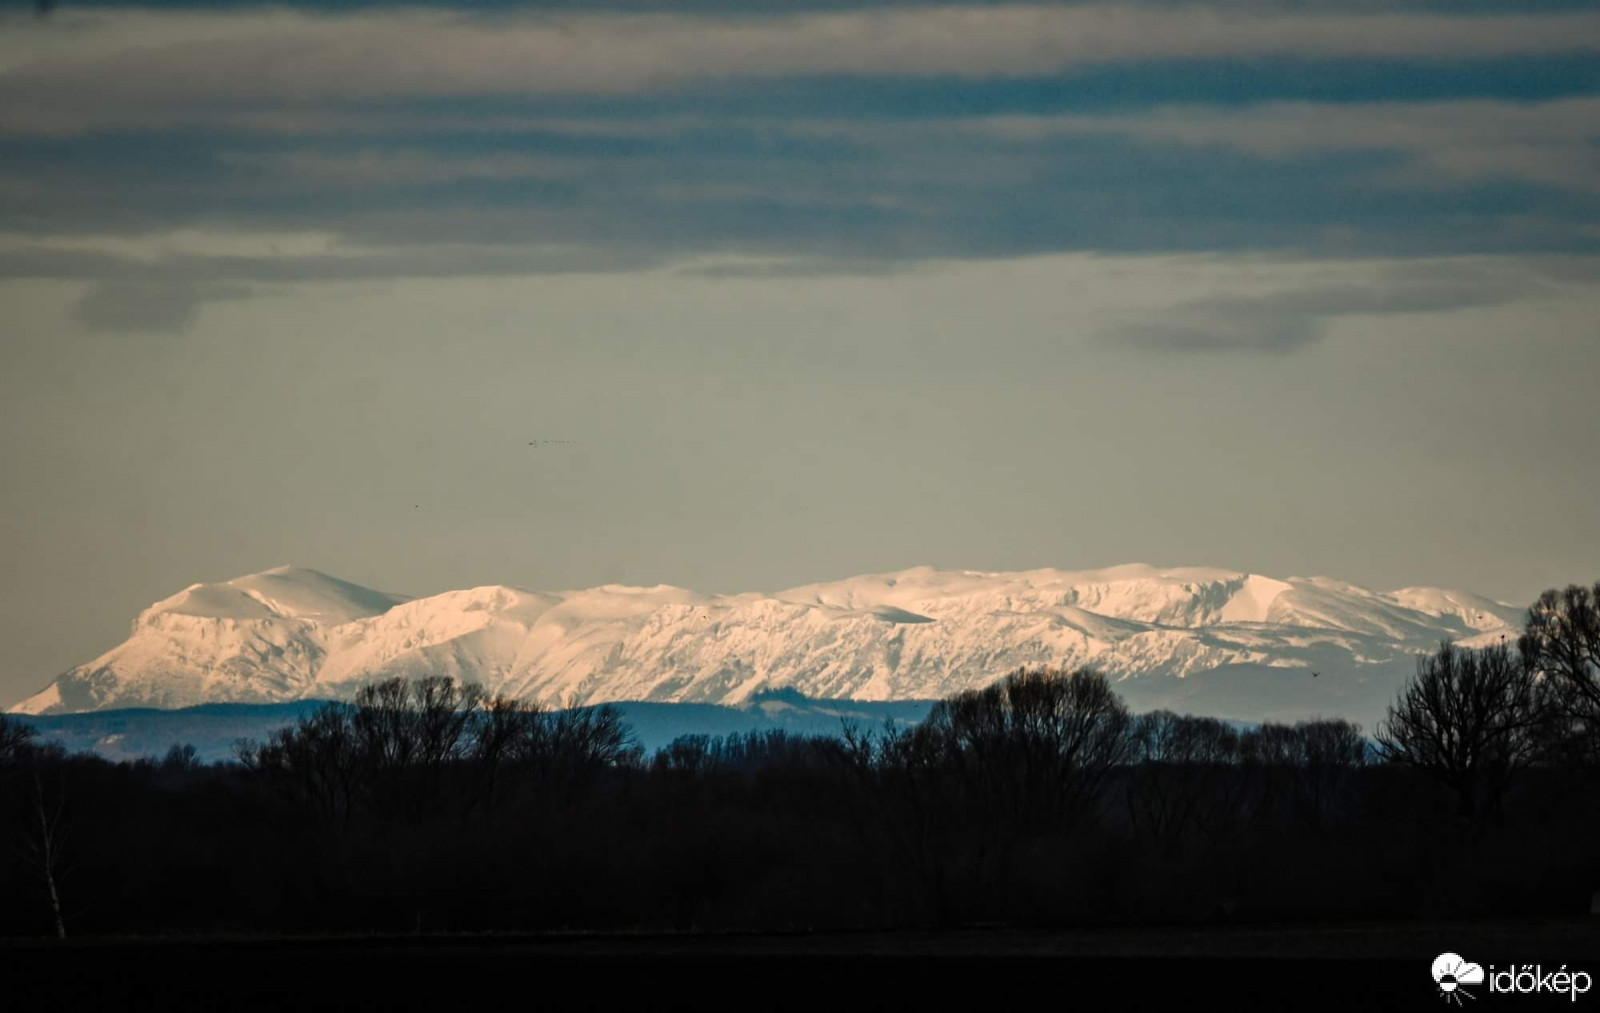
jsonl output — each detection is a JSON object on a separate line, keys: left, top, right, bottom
{"left": 15, "top": 691, "right": 937, "bottom": 763}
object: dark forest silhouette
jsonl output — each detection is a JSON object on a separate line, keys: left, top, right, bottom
{"left": 3, "top": 582, "right": 1598, "bottom": 939}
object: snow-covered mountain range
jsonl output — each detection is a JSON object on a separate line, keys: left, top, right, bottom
{"left": 7, "top": 564, "right": 1524, "bottom": 730}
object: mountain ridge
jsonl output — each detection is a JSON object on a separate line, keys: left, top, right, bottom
{"left": 8, "top": 563, "right": 1523, "bottom": 729}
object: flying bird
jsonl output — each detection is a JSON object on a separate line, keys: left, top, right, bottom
{"left": 1311, "top": 671, "right": 1320, "bottom": 678}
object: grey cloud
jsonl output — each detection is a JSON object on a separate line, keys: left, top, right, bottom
{"left": 928, "top": 98, "right": 1600, "bottom": 195}
{"left": 218, "top": 149, "right": 581, "bottom": 187}
{"left": 3, "top": 6, "right": 1599, "bottom": 129}
{"left": 1107, "top": 260, "right": 1579, "bottom": 353}
{"left": 1114, "top": 311, "right": 1321, "bottom": 354}
{"left": 0, "top": 244, "right": 664, "bottom": 286}
{"left": 3, "top": 94, "right": 1596, "bottom": 273}
{"left": 70, "top": 279, "right": 253, "bottom": 334}
{"left": 672, "top": 256, "right": 909, "bottom": 279}
{"left": 10, "top": 241, "right": 668, "bottom": 333}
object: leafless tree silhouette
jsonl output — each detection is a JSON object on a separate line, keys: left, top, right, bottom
{"left": 20, "top": 766, "right": 70, "bottom": 939}
{"left": 1521, "top": 582, "right": 1600, "bottom": 769}
{"left": 1376, "top": 640, "right": 1550, "bottom": 825}
{"left": 1126, "top": 711, "right": 1243, "bottom": 850}
{"left": 240, "top": 676, "right": 637, "bottom": 825}
{"left": 923, "top": 666, "right": 1134, "bottom": 834}
{"left": 0, "top": 714, "right": 36, "bottom": 769}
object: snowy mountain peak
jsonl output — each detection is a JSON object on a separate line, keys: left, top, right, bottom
{"left": 139, "top": 566, "right": 409, "bottom": 628}
{"left": 780, "top": 565, "right": 1310, "bottom": 630}
{"left": 10, "top": 564, "right": 1524, "bottom": 729}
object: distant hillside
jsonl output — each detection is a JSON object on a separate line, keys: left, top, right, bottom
{"left": 15, "top": 692, "right": 936, "bottom": 763}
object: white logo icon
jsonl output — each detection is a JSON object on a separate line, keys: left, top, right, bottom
{"left": 1433, "top": 953, "right": 1485, "bottom": 1005}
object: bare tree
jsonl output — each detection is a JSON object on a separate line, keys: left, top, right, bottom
{"left": 348, "top": 677, "right": 492, "bottom": 821}
{"left": 1376, "top": 640, "right": 1550, "bottom": 824}
{"left": 2, "top": 719, "right": 71, "bottom": 938}
{"left": 839, "top": 715, "right": 966, "bottom": 924}
{"left": 1521, "top": 582, "right": 1600, "bottom": 768}
{"left": 1234, "top": 718, "right": 1368, "bottom": 831}
{"left": 518, "top": 701, "right": 641, "bottom": 804}
{"left": 921, "top": 666, "right": 1133, "bottom": 834}
{"left": 1289, "top": 718, "right": 1366, "bottom": 831}
{"left": 26, "top": 770, "right": 68, "bottom": 939}
{"left": 836, "top": 668, "right": 1133, "bottom": 922}
{"left": 161, "top": 743, "right": 200, "bottom": 773}
{"left": 240, "top": 678, "right": 639, "bottom": 825}
{"left": 653, "top": 734, "right": 715, "bottom": 777}
{"left": 462, "top": 694, "right": 539, "bottom": 820}
{"left": 1126, "top": 711, "right": 1242, "bottom": 849}
{"left": 0, "top": 714, "right": 36, "bottom": 769}
{"left": 409, "top": 677, "right": 490, "bottom": 771}
{"left": 240, "top": 702, "right": 360, "bottom": 825}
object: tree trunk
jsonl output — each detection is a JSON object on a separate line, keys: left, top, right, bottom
{"left": 31, "top": 771, "right": 67, "bottom": 940}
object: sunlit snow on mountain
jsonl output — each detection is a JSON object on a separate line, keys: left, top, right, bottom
{"left": 8, "top": 564, "right": 1522, "bottom": 730}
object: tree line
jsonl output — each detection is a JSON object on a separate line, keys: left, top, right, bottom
{"left": 2, "top": 581, "right": 1597, "bottom": 938}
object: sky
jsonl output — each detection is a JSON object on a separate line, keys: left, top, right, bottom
{"left": 1, "top": 0, "right": 1598, "bottom": 706}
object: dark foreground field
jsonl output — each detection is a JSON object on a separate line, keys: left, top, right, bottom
{"left": 5, "top": 918, "right": 1597, "bottom": 1012}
